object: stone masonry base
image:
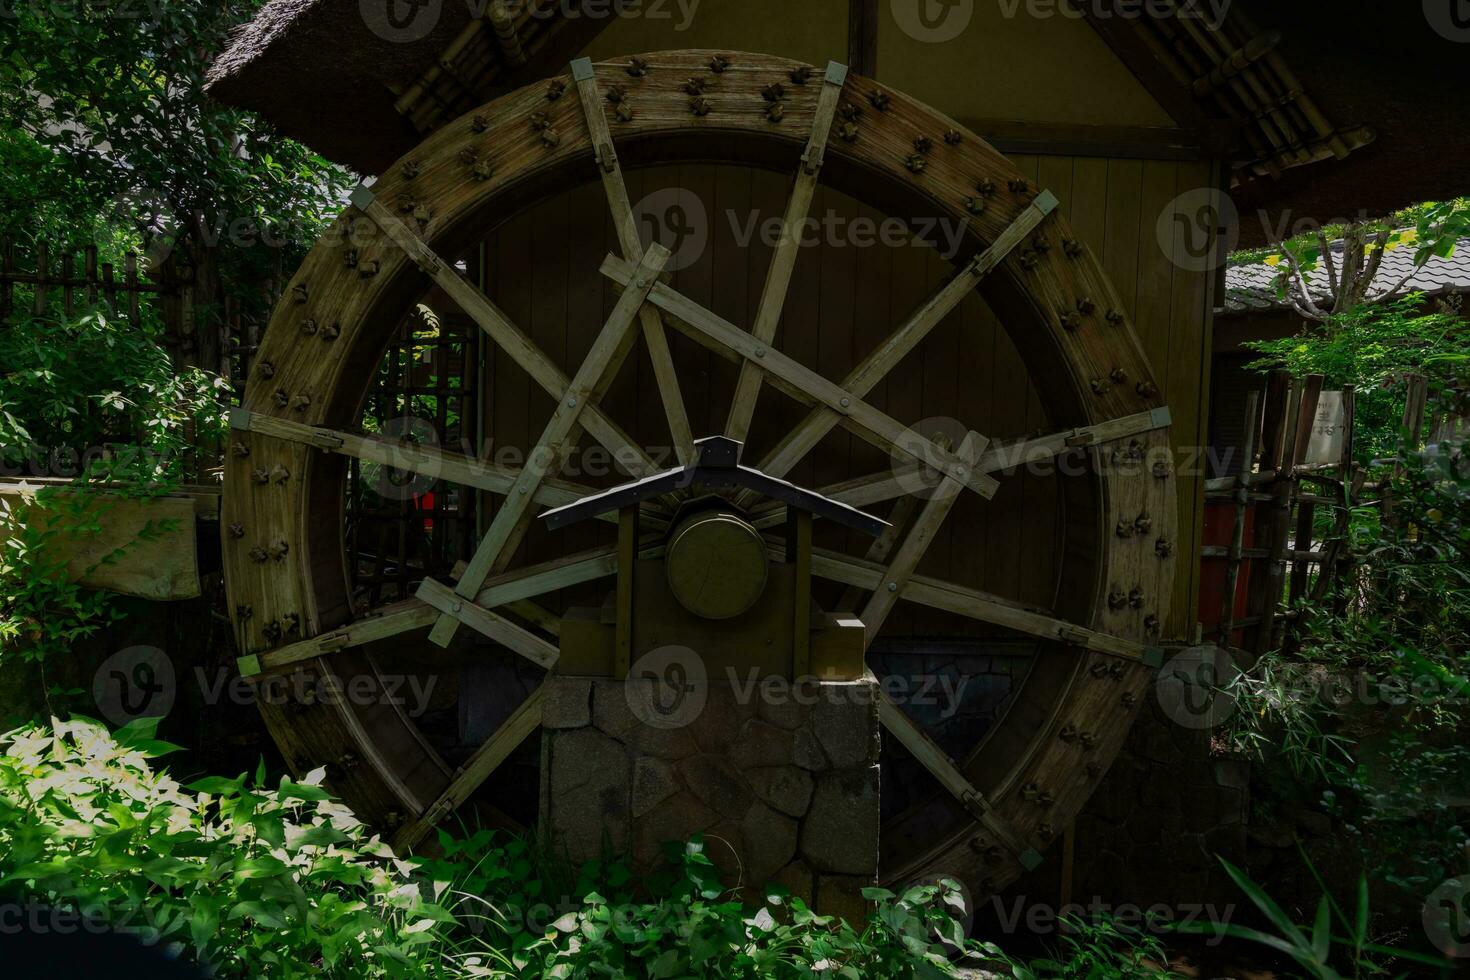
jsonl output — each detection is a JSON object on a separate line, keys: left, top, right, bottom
{"left": 539, "top": 673, "right": 880, "bottom": 920}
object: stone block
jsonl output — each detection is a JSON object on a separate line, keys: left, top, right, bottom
{"left": 769, "top": 859, "right": 816, "bottom": 906}
{"left": 729, "top": 718, "right": 796, "bottom": 770}
{"left": 812, "top": 686, "right": 878, "bottom": 768}
{"left": 543, "top": 675, "right": 592, "bottom": 729}
{"left": 800, "top": 766, "right": 880, "bottom": 875}
{"left": 681, "top": 754, "right": 754, "bottom": 818}
{"left": 545, "top": 728, "right": 631, "bottom": 863}
{"left": 632, "top": 790, "right": 721, "bottom": 871}
{"left": 632, "top": 756, "right": 680, "bottom": 817}
{"left": 740, "top": 802, "right": 799, "bottom": 884}
{"left": 746, "top": 766, "right": 814, "bottom": 818}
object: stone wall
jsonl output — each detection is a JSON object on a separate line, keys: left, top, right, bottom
{"left": 540, "top": 674, "right": 881, "bottom": 919}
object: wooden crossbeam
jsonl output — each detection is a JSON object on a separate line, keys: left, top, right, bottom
{"left": 725, "top": 61, "right": 848, "bottom": 444}
{"left": 418, "top": 578, "right": 558, "bottom": 668}
{"left": 348, "top": 187, "right": 659, "bottom": 479}
{"left": 236, "top": 542, "right": 658, "bottom": 677}
{"left": 600, "top": 255, "right": 1000, "bottom": 499}
{"left": 859, "top": 432, "right": 981, "bottom": 644}
{"left": 876, "top": 692, "right": 1042, "bottom": 870}
{"left": 746, "top": 192, "right": 1059, "bottom": 499}
{"left": 837, "top": 494, "right": 918, "bottom": 612}
{"left": 570, "top": 57, "right": 696, "bottom": 466}
{"left": 749, "top": 408, "right": 1172, "bottom": 525}
{"left": 811, "top": 548, "right": 1162, "bottom": 665}
{"left": 392, "top": 684, "right": 546, "bottom": 852}
{"left": 425, "top": 244, "right": 672, "bottom": 647}
{"left": 229, "top": 409, "right": 620, "bottom": 520}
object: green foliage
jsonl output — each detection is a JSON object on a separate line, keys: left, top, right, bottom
{"left": 1227, "top": 420, "right": 1470, "bottom": 896}
{"left": 1243, "top": 295, "right": 1470, "bottom": 462}
{"left": 0, "top": 0, "right": 352, "bottom": 314}
{"left": 1231, "top": 198, "right": 1470, "bottom": 271}
{"left": 0, "top": 716, "right": 460, "bottom": 977}
{"left": 0, "top": 307, "right": 229, "bottom": 480}
{"left": 1176, "top": 858, "right": 1449, "bottom": 979}
{"left": 432, "top": 832, "right": 992, "bottom": 979}
{"left": 977, "top": 915, "right": 1179, "bottom": 979}
{"left": 0, "top": 306, "right": 229, "bottom": 663}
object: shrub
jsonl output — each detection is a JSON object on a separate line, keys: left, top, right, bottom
{"left": 0, "top": 716, "right": 456, "bottom": 977}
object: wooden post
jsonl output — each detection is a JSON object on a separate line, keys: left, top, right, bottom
{"left": 83, "top": 245, "right": 98, "bottom": 307}
{"left": 61, "top": 252, "right": 75, "bottom": 317}
{"left": 1218, "top": 391, "right": 1261, "bottom": 647}
{"left": 32, "top": 241, "right": 47, "bottom": 315}
{"left": 1, "top": 235, "right": 13, "bottom": 322}
{"left": 790, "top": 508, "right": 813, "bottom": 678}
{"left": 615, "top": 506, "right": 637, "bottom": 680}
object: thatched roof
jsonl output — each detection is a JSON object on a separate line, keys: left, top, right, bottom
{"left": 205, "top": 0, "right": 1469, "bottom": 232}
{"left": 206, "top": 0, "right": 477, "bottom": 172}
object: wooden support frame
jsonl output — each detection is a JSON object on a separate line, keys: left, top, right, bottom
{"left": 877, "top": 694, "right": 1042, "bottom": 870}
{"left": 859, "top": 432, "right": 982, "bottom": 644}
{"left": 570, "top": 57, "right": 696, "bottom": 466}
{"left": 423, "top": 243, "right": 673, "bottom": 647}
{"left": 600, "top": 255, "right": 1000, "bottom": 499}
{"left": 417, "top": 577, "right": 559, "bottom": 668}
{"left": 392, "top": 684, "right": 547, "bottom": 852}
{"left": 348, "top": 187, "right": 659, "bottom": 480}
{"left": 743, "top": 192, "right": 1059, "bottom": 500}
{"left": 725, "top": 62, "right": 848, "bottom": 444}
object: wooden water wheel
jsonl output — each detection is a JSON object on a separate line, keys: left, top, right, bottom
{"left": 224, "top": 50, "right": 1176, "bottom": 901}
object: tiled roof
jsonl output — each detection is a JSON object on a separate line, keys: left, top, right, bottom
{"left": 1222, "top": 237, "right": 1470, "bottom": 314}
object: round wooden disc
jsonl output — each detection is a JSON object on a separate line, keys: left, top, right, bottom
{"left": 664, "top": 510, "right": 769, "bottom": 620}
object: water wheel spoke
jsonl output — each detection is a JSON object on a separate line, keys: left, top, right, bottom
{"left": 229, "top": 408, "right": 630, "bottom": 521}
{"left": 743, "top": 191, "right": 1059, "bottom": 504}
{"left": 725, "top": 61, "right": 848, "bottom": 444}
{"left": 809, "top": 547, "right": 1160, "bottom": 664}
{"left": 238, "top": 543, "right": 659, "bottom": 677}
{"left": 858, "top": 431, "right": 982, "bottom": 644}
{"left": 349, "top": 186, "right": 659, "bottom": 480}
{"left": 601, "top": 255, "right": 1001, "bottom": 499}
{"left": 836, "top": 493, "right": 919, "bottom": 611}
{"left": 392, "top": 685, "right": 547, "bottom": 852}
{"left": 875, "top": 694, "right": 1042, "bottom": 870}
{"left": 418, "top": 578, "right": 558, "bottom": 668}
{"left": 749, "top": 407, "right": 1174, "bottom": 525}
{"left": 571, "top": 57, "right": 696, "bottom": 466}
{"left": 423, "top": 243, "right": 673, "bottom": 647}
